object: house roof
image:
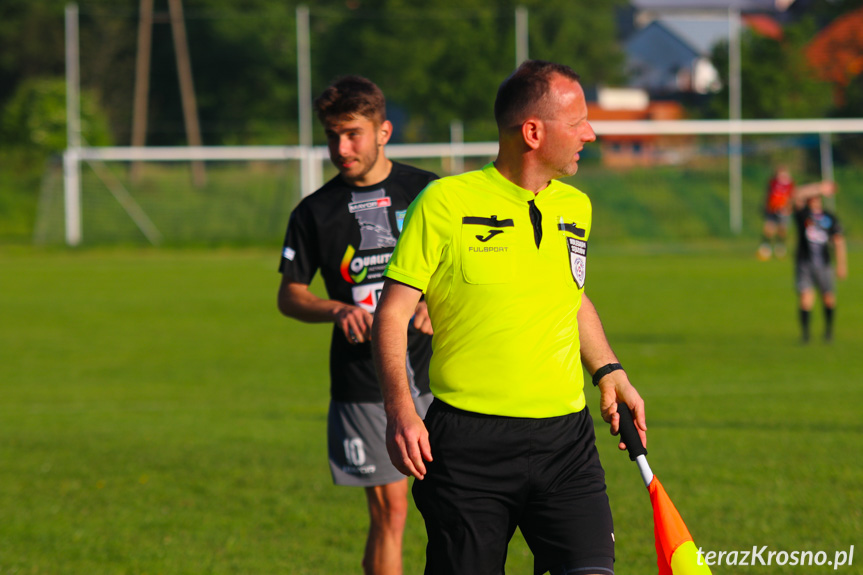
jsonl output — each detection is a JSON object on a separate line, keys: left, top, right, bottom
{"left": 630, "top": 0, "right": 788, "bottom": 11}
{"left": 742, "top": 13, "right": 783, "bottom": 40}
{"left": 630, "top": 13, "right": 784, "bottom": 58}
{"left": 626, "top": 20, "right": 701, "bottom": 60}
{"left": 659, "top": 17, "right": 732, "bottom": 54}
{"left": 623, "top": 5, "right": 786, "bottom": 94}
{"left": 805, "top": 6, "right": 863, "bottom": 87}
{"left": 624, "top": 20, "right": 718, "bottom": 94}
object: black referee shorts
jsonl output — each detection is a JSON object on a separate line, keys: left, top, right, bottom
{"left": 413, "top": 399, "right": 614, "bottom": 575}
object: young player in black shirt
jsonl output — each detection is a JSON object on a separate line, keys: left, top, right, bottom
{"left": 278, "top": 76, "right": 436, "bottom": 574}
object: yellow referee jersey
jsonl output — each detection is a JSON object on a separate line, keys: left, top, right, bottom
{"left": 385, "top": 163, "right": 592, "bottom": 417}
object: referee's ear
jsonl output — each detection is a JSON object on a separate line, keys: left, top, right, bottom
{"left": 520, "top": 118, "right": 543, "bottom": 151}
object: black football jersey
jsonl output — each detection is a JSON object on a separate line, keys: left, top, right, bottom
{"left": 279, "top": 162, "right": 437, "bottom": 402}
{"left": 794, "top": 207, "right": 842, "bottom": 265}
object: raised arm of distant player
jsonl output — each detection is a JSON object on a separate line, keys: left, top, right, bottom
{"left": 793, "top": 180, "right": 835, "bottom": 209}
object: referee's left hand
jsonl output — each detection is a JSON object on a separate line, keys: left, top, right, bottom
{"left": 598, "top": 372, "right": 646, "bottom": 452}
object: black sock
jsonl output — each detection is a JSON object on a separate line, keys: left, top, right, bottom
{"left": 825, "top": 306, "right": 835, "bottom": 339}
{"left": 800, "top": 309, "right": 811, "bottom": 341}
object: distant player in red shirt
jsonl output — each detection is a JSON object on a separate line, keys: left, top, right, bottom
{"left": 758, "top": 166, "right": 794, "bottom": 260}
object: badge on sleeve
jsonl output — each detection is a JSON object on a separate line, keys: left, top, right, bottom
{"left": 567, "top": 237, "right": 587, "bottom": 288}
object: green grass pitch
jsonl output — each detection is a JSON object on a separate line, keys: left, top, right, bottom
{"left": 1, "top": 244, "right": 861, "bottom": 574}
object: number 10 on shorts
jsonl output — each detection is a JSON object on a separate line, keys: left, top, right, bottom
{"left": 344, "top": 438, "right": 367, "bottom": 466}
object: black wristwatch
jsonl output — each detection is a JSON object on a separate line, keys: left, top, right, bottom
{"left": 592, "top": 363, "right": 624, "bottom": 387}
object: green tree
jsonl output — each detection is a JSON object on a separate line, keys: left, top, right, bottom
{"left": 804, "top": 0, "right": 863, "bottom": 25}
{"left": 0, "top": 76, "right": 113, "bottom": 154}
{"left": 527, "top": 0, "right": 627, "bottom": 87}
{"left": 831, "top": 73, "right": 863, "bottom": 164}
{"left": 0, "top": 1, "right": 627, "bottom": 147}
{"left": 73, "top": 1, "right": 301, "bottom": 146}
{"left": 311, "top": 0, "right": 626, "bottom": 142}
{"left": 708, "top": 18, "right": 834, "bottom": 120}
{"left": 0, "top": 0, "right": 66, "bottom": 111}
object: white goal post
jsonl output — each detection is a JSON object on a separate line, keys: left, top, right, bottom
{"left": 63, "top": 119, "right": 863, "bottom": 246}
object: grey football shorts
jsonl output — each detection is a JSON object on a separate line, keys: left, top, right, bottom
{"left": 764, "top": 210, "right": 791, "bottom": 226}
{"left": 328, "top": 393, "right": 433, "bottom": 487}
{"left": 796, "top": 260, "right": 835, "bottom": 294}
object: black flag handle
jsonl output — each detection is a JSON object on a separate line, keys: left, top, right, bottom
{"left": 617, "top": 403, "right": 647, "bottom": 461}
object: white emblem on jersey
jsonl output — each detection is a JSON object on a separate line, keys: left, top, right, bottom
{"left": 350, "top": 190, "right": 397, "bottom": 249}
{"left": 283, "top": 246, "right": 296, "bottom": 261}
{"left": 567, "top": 237, "right": 587, "bottom": 288}
{"left": 805, "top": 225, "right": 829, "bottom": 245}
{"left": 351, "top": 281, "right": 385, "bottom": 313}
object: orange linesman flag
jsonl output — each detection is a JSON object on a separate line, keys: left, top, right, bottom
{"left": 649, "top": 475, "right": 711, "bottom": 575}
{"left": 617, "top": 404, "right": 712, "bottom": 575}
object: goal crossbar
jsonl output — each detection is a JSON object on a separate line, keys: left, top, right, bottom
{"left": 72, "top": 118, "right": 863, "bottom": 163}
{"left": 63, "top": 118, "right": 863, "bottom": 246}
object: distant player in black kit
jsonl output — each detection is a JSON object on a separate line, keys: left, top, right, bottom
{"left": 791, "top": 180, "right": 847, "bottom": 343}
{"left": 277, "top": 76, "right": 436, "bottom": 575}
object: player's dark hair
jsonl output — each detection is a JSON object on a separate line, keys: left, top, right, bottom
{"left": 494, "top": 60, "right": 581, "bottom": 130}
{"left": 314, "top": 75, "right": 387, "bottom": 126}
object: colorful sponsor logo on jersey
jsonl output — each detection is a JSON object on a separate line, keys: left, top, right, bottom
{"left": 340, "top": 245, "right": 368, "bottom": 284}
{"left": 348, "top": 197, "right": 392, "bottom": 213}
{"left": 340, "top": 246, "right": 394, "bottom": 284}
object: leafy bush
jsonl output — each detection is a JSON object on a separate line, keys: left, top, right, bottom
{"left": 0, "top": 76, "right": 113, "bottom": 154}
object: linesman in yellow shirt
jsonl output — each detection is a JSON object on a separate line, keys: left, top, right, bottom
{"left": 373, "top": 60, "right": 647, "bottom": 575}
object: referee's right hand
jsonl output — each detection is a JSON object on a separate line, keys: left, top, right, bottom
{"left": 385, "top": 403, "right": 432, "bottom": 480}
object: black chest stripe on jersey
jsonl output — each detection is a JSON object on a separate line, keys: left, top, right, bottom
{"left": 557, "top": 222, "right": 586, "bottom": 238}
{"left": 463, "top": 216, "right": 515, "bottom": 228}
{"left": 528, "top": 200, "right": 542, "bottom": 249}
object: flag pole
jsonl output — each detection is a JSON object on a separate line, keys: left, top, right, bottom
{"left": 617, "top": 403, "right": 713, "bottom": 575}
{"left": 618, "top": 404, "right": 652, "bottom": 486}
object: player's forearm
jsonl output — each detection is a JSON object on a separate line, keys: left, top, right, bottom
{"left": 281, "top": 296, "right": 349, "bottom": 323}
{"left": 372, "top": 280, "right": 423, "bottom": 413}
{"left": 373, "top": 313, "right": 413, "bottom": 411}
{"left": 835, "top": 236, "right": 848, "bottom": 276}
{"left": 277, "top": 280, "right": 351, "bottom": 323}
